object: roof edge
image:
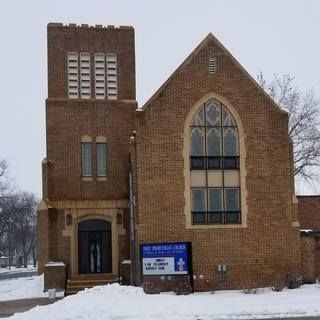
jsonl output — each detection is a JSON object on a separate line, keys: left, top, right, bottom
{"left": 140, "top": 33, "right": 286, "bottom": 114}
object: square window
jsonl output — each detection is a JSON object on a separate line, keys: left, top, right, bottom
{"left": 209, "top": 212, "right": 223, "bottom": 224}
{"left": 225, "top": 211, "right": 240, "bottom": 224}
{"left": 207, "top": 156, "right": 221, "bottom": 169}
{"left": 192, "top": 212, "right": 206, "bottom": 224}
{"left": 224, "top": 157, "right": 239, "bottom": 169}
{"left": 190, "top": 157, "right": 205, "bottom": 170}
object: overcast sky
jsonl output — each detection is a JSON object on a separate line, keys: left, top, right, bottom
{"left": 0, "top": 0, "right": 319, "bottom": 196}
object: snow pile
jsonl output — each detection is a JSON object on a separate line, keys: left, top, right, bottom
{"left": 5, "top": 283, "right": 320, "bottom": 320}
{"left": 0, "top": 275, "right": 46, "bottom": 301}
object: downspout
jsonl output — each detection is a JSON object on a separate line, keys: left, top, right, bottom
{"left": 128, "top": 159, "right": 136, "bottom": 285}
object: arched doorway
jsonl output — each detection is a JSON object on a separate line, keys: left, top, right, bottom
{"left": 78, "top": 219, "right": 112, "bottom": 274}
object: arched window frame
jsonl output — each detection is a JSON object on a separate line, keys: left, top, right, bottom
{"left": 184, "top": 93, "right": 247, "bottom": 229}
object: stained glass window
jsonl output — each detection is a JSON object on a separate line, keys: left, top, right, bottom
{"left": 190, "top": 98, "right": 241, "bottom": 225}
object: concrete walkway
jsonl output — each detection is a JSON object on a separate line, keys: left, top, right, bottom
{"left": 0, "top": 271, "right": 37, "bottom": 281}
{"left": 0, "top": 297, "right": 61, "bottom": 318}
{"left": 0, "top": 298, "right": 319, "bottom": 319}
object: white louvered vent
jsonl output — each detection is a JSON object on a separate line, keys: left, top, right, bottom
{"left": 67, "top": 52, "right": 79, "bottom": 98}
{"left": 209, "top": 57, "right": 216, "bottom": 74}
{"left": 80, "top": 52, "right": 91, "bottom": 99}
{"left": 94, "top": 53, "right": 106, "bottom": 99}
{"left": 106, "top": 53, "right": 118, "bottom": 100}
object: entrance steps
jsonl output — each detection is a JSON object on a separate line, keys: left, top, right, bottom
{"left": 66, "top": 274, "right": 118, "bottom": 295}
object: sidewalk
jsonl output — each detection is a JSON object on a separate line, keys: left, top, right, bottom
{"left": 0, "top": 297, "right": 61, "bottom": 318}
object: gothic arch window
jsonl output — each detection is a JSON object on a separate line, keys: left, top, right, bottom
{"left": 189, "top": 98, "right": 241, "bottom": 225}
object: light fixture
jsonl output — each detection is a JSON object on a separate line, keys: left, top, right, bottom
{"left": 116, "top": 211, "right": 123, "bottom": 225}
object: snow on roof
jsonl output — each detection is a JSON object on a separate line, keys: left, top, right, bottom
{"left": 300, "top": 229, "right": 314, "bottom": 233}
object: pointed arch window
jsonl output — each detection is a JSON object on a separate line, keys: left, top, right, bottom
{"left": 190, "top": 99, "right": 241, "bottom": 225}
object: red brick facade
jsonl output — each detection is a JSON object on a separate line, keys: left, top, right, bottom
{"left": 38, "top": 23, "right": 318, "bottom": 290}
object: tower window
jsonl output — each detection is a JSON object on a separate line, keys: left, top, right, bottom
{"left": 106, "top": 53, "right": 117, "bottom": 100}
{"left": 94, "top": 53, "right": 106, "bottom": 99}
{"left": 67, "top": 52, "right": 79, "bottom": 98}
{"left": 96, "top": 143, "right": 107, "bottom": 177}
{"left": 81, "top": 142, "right": 92, "bottom": 176}
{"left": 80, "top": 53, "right": 91, "bottom": 99}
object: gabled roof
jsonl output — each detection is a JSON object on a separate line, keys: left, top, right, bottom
{"left": 140, "top": 33, "right": 285, "bottom": 113}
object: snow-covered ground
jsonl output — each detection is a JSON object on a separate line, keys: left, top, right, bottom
{"left": 0, "top": 275, "right": 46, "bottom": 301}
{"left": 0, "top": 265, "right": 37, "bottom": 274}
{"left": 3, "top": 283, "right": 320, "bottom": 320}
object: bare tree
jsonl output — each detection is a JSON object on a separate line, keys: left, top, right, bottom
{"left": 0, "top": 159, "right": 9, "bottom": 197}
{"left": 0, "top": 192, "right": 37, "bottom": 267}
{"left": 12, "top": 192, "right": 37, "bottom": 267}
{"left": 0, "top": 160, "right": 12, "bottom": 235}
{"left": 0, "top": 161, "right": 38, "bottom": 266}
{"left": 258, "top": 73, "right": 320, "bottom": 183}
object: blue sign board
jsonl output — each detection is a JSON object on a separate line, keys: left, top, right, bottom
{"left": 141, "top": 242, "right": 190, "bottom": 275}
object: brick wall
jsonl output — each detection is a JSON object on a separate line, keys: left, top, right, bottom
{"left": 298, "top": 196, "right": 320, "bottom": 230}
{"left": 300, "top": 235, "right": 317, "bottom": 282}
{"left": 37, "top": 209, "right": 49, "bottom": 274}
{"left": 133, "top": 34, "right": 301, "bottom": 289}
{"left": 46, "top": 99, "right": 135, "bottom": 200}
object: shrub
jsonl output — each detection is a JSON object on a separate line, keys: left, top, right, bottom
{"left": 173, "top": 281, "right": 192, "bottom": 295}
{"left": 286, "top": 272, "right": 303, "bottom": 289}
{"left": 271, "top": 274, "right": 286, "bottom": 292}
{"left": 241, "top": 279, "right": 259, "bottom": 294}
{"left": 142, "top": 281, "right": 160, "bottom": 294}
{"left": 242, "top": 287, "right": 259, "bottom": 294}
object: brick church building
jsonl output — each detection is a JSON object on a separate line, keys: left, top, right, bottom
{"left": 37, "top": 23, "right": 320, "bottom": 293}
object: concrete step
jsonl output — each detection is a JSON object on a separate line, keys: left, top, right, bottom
{"left": 70, "top": 274, "right": 117, "bottom": 281}
{"left": 65, "top": 275, "right": 118, "bottom": 295}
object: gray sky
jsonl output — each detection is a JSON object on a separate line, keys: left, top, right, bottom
{"left": 0, "top": 0, "right": 319, "bottom": 196}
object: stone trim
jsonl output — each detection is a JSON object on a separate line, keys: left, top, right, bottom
{"left": 81, "top": 135, "right": 92, "bottom": 142}
{"left": 68, "top": 211, "right": 124, "bottom": 277}
{"left": 49, "top": 199, "right": 128, "bottom": 209}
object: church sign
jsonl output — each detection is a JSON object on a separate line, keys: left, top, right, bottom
{"left": 141, "top": 242, "right": 191, "bottom": 275}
